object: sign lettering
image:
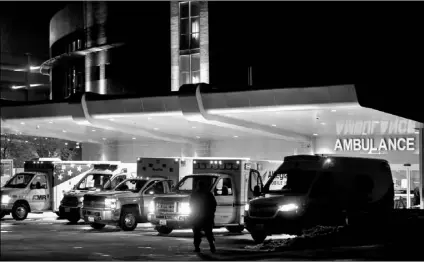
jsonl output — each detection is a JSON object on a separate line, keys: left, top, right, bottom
{"left": 336, "top": 120, "right": 417, "bottom": 136}
{"left": 334, "top": 137, "right": 416, "bottom": 153}
{"left": 32, "top": 195, "right": 48, "bottom": 201}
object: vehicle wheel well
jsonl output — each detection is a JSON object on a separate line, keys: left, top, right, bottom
{"left": 15, "top": 200, "right": 31, "bottom": 212}
{"left": 121, "top": 204, "right": 141, "bottom": 220}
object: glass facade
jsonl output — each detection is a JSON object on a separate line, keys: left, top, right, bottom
{"left": 392, "top": 164, "right": 421, "bottom": 209}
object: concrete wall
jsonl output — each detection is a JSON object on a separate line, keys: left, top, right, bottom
{"left": 209, "top": 139, "right": 313, "bottom": 161}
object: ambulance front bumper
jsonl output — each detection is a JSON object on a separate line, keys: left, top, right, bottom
{"left": 148, "top": 213, "right": 190, "bottom": 229}
{"left": 82, "top": 208, "right": 121, "bottom": 225}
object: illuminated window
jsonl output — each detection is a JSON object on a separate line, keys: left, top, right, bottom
{"left": 179, "top": 1, "right": 200, "bottom": 51}
{"left": 180, "top": 53, "right": 200, "bottom": 85}
{"left": 179, "top": 1, "right": 201, "bottom": 86}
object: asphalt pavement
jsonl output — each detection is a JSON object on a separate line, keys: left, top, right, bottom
{"left": 2, "top": 213, "right": 422, "bottom": 261}
{"left": 0, "top": 212, "right": 273, "bottom": 261}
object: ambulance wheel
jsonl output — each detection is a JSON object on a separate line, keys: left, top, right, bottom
{"left": 250, "top": 231, "right": 267, "bottom": 244}
{"left": 226, "top": 226, "right": 245, "bottom": 233}
{"left": 119, "top": 210, "right": 138, "bottom": 231}
{"left": 12, "top": 203, "right": 29, "bottom": 221}
{"left": 90, "top": 223, "right": 106, "bottom": 230}
{"left": 155, "top": 226, "right": 173, "bottom": 235}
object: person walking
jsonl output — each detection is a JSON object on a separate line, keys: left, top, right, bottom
{"left": 188, "top": 180, "right": 217, "bottom": 253}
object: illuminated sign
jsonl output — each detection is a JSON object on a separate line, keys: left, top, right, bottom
{"left": 334, "top": 137, "right": 416, "bottom": 153}
{"left": 336, "top": 119, "right": 417, "bottom": 136}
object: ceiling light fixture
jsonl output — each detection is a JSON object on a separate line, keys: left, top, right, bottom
{"left": 272, "top": 124, "right": 277, "bottom": 127}
{"left": 20, "top": 122, "right": 25, "bottom": 125}
{"left": 154, "top": 128, "right": 159, "bottom": 130}
{"left": 92, "top": 129, "right": 96, "bottom": 132}
{"left": 109, "top": 118, "right": 114, "bottom": 121}
{"left": 234, "top": 135, "right": 239, "bottom": 138}
{"left": 321, "top": 122, "right": 326, "bottom": 125}
{"left": 147, "top": 117, "right": 152, "bottom": 120}
{"left": 102, "top": 138, "right": 107, "bottom": 140}
{"left": 192, "top": 126, "right": 196, "bottom": 129}
{"left": 49, "top": 121, "right": 53, "bottom": 124}
{"left": 196, "top": 136, "right": 200, "bottom": 139}
{"left": 132, "top": 137, "right": 136, "bottom": 140}
{"left": 331, "top": 109, "right": 337, "bottom": 112}
{"left": 313, "top": 133, "right": 318, "bottom": 136}
{"left": 62, "top": 130, "right": 67, "bottom": 133}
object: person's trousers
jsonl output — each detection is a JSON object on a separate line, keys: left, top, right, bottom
{"left": 192, "top": 222, "right": 215, "bottom": 248}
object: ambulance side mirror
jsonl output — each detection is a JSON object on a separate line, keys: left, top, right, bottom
{"left": 253, "top": 185, "right": 261, "bottom": 197}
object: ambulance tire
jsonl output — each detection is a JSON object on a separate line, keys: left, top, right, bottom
{"left": 250, "top": 231, "right": 267, "bottom": 244}
{"left": 90, "top": 223, "right": 106, "bottom": 230}
{"left": 155, "top": 226, "right": 173, "bottom": 235}
{"left": 12, "top": 202, "right": 29, "bottom": 221}
{"left": 66, "top": 215, "right": 80, "bottom": 224}
{"left": 119, "top": 210, "right": 138, "bottom": 231}
{"left": 226, "top": 226, "right": 245, "bottom": 234}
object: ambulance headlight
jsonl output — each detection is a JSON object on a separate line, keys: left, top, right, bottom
{"left": 1, "top": 195, "right": 11, "bottom": 204}
{"left": 278, "top": 203, "right": 298, "bottom": 212}
{"left": 79, "top": 197, "right": 84, "bottom": 203}
{"left": 179, "top": 202, "right": 191, "bottom": 215}
{"left": 244, "top": 203, "right": 250, "bottom": 212}
{"left": 105, "top": 198, "right": 117, "bottom": 209}
{"left": 148, "top": 201, "right": 155, "bottom": 214}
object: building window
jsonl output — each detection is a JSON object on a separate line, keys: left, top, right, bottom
{"left": 179, "top": 1, "right": 200, "bottom": 51}
{"left": 180, "top": 53, "right": 200, "bottom": 85}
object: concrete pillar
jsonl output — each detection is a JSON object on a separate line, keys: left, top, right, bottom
{"left": 419, "top": 128, "right": 424, "bottom": 209}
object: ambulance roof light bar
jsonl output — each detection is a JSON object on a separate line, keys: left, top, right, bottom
{"left": 137, "top": 157, "right": 250, "bottom": 161}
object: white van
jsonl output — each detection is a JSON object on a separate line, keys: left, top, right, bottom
{"left": 244, "top": 155, "right": 394, "bottom": 243}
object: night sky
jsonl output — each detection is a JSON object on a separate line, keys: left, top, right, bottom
{"left": 0, "top": 1, "right": 71, "bottom": 59}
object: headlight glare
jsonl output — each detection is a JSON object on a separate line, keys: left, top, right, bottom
{"left": 244, "top": 203, "right": 250, "bottom": 212}
{"left": 1, "top": 195, "right": 11, "bottom": 204}
{"left": 278, "top": 203, "right": 298, "bottom": 212}
{"left": 179, "top": 202, "right": 191, "bottom": 215}
{"left": 148, "top": 201, "right": 155, "bottom": 214}
{"left": 105, "top": 198, "right": 117, "bottom": 209}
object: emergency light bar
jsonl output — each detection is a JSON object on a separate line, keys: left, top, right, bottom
{"left": 93, "top": 164, "right": 118, "bottom": 172}
{"left": 24, "top": 161, "right": 55, "bottom": 171}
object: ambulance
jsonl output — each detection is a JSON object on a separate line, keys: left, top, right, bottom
{"left": 59, "top": 162, "right": 137, "bottom": 223}
{"left": 0, "top": 159, "right": 124, "bottom": 221}
{"left": 147, "top": 158, "right": 282, "bottom": 234}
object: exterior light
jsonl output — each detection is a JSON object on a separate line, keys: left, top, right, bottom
{"left": 20, "top": 122, "right": 25, "bottom": 125}
{"left": 313, "top": 133, "right": 318, "bottom": 136}
{"left": 92, "top": 129, "right": 96, "bottom": 132}
{"left": 321, "top": 122, "right": 326, "bottom": 125}
{"left": 196, "top": 136, "right": 200, "bottom": 139}
{"left": 102, "top": 138, "right": 106, "bottom": 140}
{"left": 331, "top": 109, "right": 336, "bottom": 112}
{"left": 65, "top": 143, "right": 68, "bottom": 146}
{"left": 154, "top": 128, "right": 159, "bottom": 130}
{"left": 272, "top": 124, "right": 277, "bottom": 127}
{"left": 132, "top": 137, "right": 136, "bottom": 140}
{"left": 147, "top": 117, "right": 152, "bottom": 120}
{"left": 62, "top": 130, "right": 67, "bottom": 133}
{"left": 192, "top": 126, "right": 196, "bottom": 129}
{"left": 234, "top": 135, "right": 238, "bottom": 138}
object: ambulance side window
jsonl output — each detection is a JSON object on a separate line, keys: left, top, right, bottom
{"left": 250, "top": 172, "right": 259, "bottom": 192}
{"left": 214, "top": 178, "right": 233, "bottom": 196}
{"left": 31, "top": 175, "right": 48, "bottom": 190}
{"left": 144, "top": 181, "right": 166, "bottom": 195}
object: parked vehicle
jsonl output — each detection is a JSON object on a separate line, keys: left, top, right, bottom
{"left": 148, "top": 158, "right": 282, "bottom": 234}
{"left": 244, "top": 154, "right": 395, "bottom": 243}
{"left": 0, "top": 160, "right": 100, "bottom": 220}
{"left": 59, "top": 163, "right": 136, "bottom": 223}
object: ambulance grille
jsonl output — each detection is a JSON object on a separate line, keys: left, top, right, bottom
{"left": 249, "top": 204, "right": 278, "bottom": 218}
{"left": 156, "top": 201, "right": 176, "bottom": 213}
{"left": 83, "top": 195, "right": 106, "bottom": 208}
{"left": 61, "top": 196, "right": 79, "bottom": 207}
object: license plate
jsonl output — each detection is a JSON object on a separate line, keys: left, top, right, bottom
{"left": 64, "top": 208, "right": 70, "bottom": 212}
{"left": 159, "top": 219, "right": 167, "bottom": 226}
{"left": 88, "top": 216, "right": 95, "bottom": 222}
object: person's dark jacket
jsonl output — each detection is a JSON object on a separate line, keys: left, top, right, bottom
{"left": 189, "top": 190, "right": 217, "bottom": 226}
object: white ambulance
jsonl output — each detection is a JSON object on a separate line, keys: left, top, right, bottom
{"left": 146, "top": 158, "right": 282, "bottom": 234}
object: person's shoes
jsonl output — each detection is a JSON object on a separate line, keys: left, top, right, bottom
{"left": 194, "top": 247, "right": 201, "bottom": 253}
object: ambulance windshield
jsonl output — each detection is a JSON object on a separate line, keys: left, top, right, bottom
{"left": 76, "top": 173, "right": 112, "bottom": 190}
{"left": 264, "top": 168, "right": 317, "bottom": 194}
{"left": 173, "top": 175, "right": 217, "bottom": 193}
{"left": 4, "top": 173, "right": 35, "bottom": 188}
